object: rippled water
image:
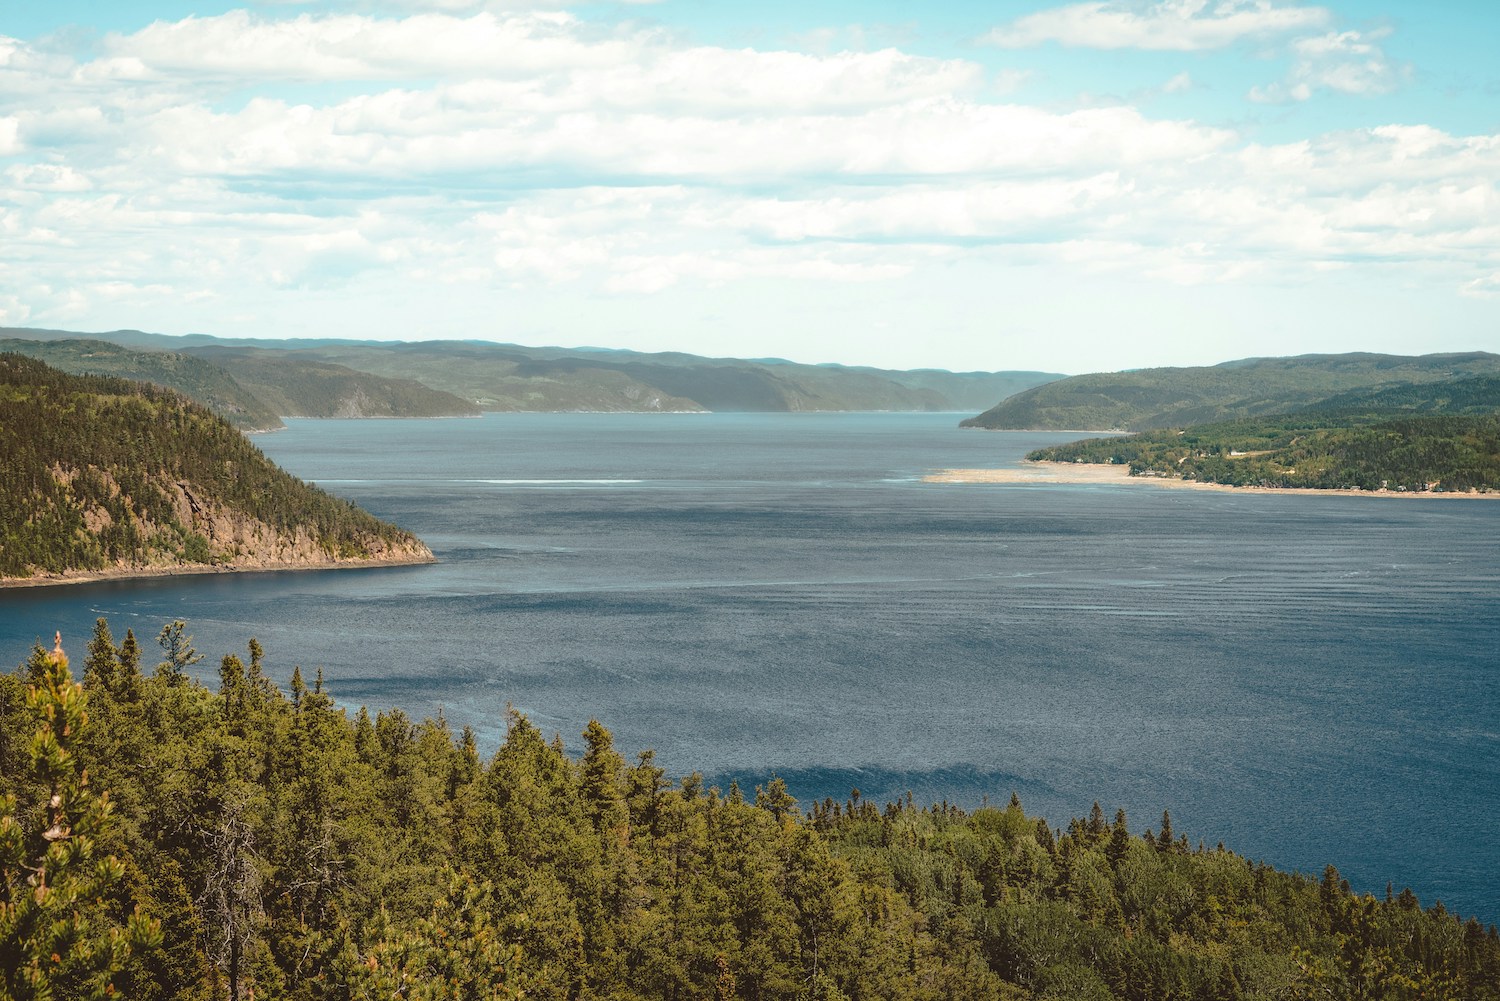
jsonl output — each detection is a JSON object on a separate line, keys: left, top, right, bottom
{"left": 3, "top": 413, "right": 1497, "bottom": 921}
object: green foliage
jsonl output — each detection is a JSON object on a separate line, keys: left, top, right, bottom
{"left": 964, "top": 352, "right": 1500, "bottom": 431}
{"left": 0, "top": 338, "right": 283, "bottom": 432}
{"left": 1027, "top": 412, "right": 1500, "bottom": 492}
{"left": 188, "top": 350, "right": 480, "bottom": 419}
{"left": 0, "top": 354, "right": 426, "bottom": 578}
{"left": 4, "top": 620, "right": 1498, "bottom": 1001}
{"left": 198, "top": 340, "right": 1060, "bottom": 414}
{"left": 0, "top": 636, "right": 162, "bottom": 1001}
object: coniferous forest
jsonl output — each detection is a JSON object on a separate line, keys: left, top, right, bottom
{"left": 0, "top": 354, "right": 428, "bottom": 579}
{"left": 3, "top": 622, "right": 1496, "bottom": 1001}
{"left": 1027, "top": 413, "right": 1500, "bottom": 493}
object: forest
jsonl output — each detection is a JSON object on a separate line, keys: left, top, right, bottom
{"left": 3, "top": 620, "right": 1496, "bottom": 1000}
{"left": 1026, "top": 413, "right": 1500, "bottom": 493}
{"left": 0, "top": 353, "right": 423, "bottom": 579}
{"left": 962, "top": 354, "right": 1500, "bottom": 432}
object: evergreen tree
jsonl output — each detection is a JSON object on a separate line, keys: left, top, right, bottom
{"left": 0, "top": 633, "right": 161, "bottom": 999}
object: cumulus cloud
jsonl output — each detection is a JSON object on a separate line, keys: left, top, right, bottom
{"left": 0, "top": 5, "right": 1495, "bottom": 331}
{"left": 1249, "top": 28, "right": 1405, "bottom": 102}
{"left": 982, "top": 0, "right": 1329, "bottom": 51}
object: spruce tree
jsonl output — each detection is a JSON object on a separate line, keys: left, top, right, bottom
{"left": 0, "top": 633, "right": 161, "bottom": 999}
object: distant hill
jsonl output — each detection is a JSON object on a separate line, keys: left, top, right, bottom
{"left": 186, "top": 347, "right": 481, "bottom": 419}
{"left": 0, "top": 336, "right": 284, "bottom": 432}
{"left": 1301, "top": 374, "right": 1500, "bottom": 416}
{"left": 249, "top": 340, "right": 1060, "bottom": 413}
{"left": 961, "top": 352, "right": 1500, "bottom": 431}
{"left": 0, "top": 333, "right": 479, "bottom": 424}
{"left": 0, "top": 327, "right": 1061, "bottom": 413}
{"left": 0, "top": 354, "right": 432, "bottom": 582}
{"left": 1026, "top": 410, "right": 1500, "bottom": 493}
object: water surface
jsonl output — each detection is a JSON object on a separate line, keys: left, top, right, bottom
{"left": 3, "top": 413, "right": 1496, "bottom": 920}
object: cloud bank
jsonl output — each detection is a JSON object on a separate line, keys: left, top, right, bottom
{"left": 0, "top": 5, "right": 1493, "bottom": 362}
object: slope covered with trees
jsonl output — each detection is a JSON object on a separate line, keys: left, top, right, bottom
{"left": 3, "top": 620, "right": 1496, "bottom": 1001}
{"left": 3, "top": 327, "right": 1062, "bottom": 414}
{"left": 0, "top": 337, "right": 285, "bottom": 432}
{"left": 1026, "top": 412, "right": 1500, "bottom": 492}
{"left": 281, "top": 341, "right": 1059, "bottom": 413}
{"left": 0, "top": 354, "right": 431, "bottom": 581}
{"left": 178, "top": 348, "right": 482, "bottom": 419}
{"left": 962, "top": 353, "right": 1500, "bottom": 431}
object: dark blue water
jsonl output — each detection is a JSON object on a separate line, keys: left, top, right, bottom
{"left": 3, "top": 413, "right": 1497, "bottom": 921}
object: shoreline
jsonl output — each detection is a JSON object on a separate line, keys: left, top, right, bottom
{"left": 924, "top": 461, "right": 1499, "bottom": 498}
{"left": 0, "top": 553, "right": 437, "bottom": 590}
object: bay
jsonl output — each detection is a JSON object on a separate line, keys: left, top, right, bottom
{"left": 2, "top": 412, "right": 1497, "bottom": 921}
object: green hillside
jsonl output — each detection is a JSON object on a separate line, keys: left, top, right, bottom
{"left": 0, "top": 327, "right": 1061, "bottom": 413}
{"left": 1302, "top": 374, "right": 1500, "bottom": 415}
{"left": 962, "top": 352, "right": 1500, "bottom": 431}
{"left": 0, "top": 354, "right": 431, "bottom": 580}
{"left": 292, "top": 341, "right": 1058, "bottom": 413}
{"left": 1027, "top": 410, "right": 1500, "bottom": 493}
{"left": 189, "top": 347, "right": 481, "bottom": 418}
{"left": 0, "top": 336, "right": 284, "bottom": 432}
{"left": 5, "top": 624, "right": 1496, "bottom": 1001}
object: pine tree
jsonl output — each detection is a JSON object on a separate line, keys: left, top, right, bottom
{"left": 1106, "top": 809, "right": 1130, "bottom": 868}
{"left": 0, "top": 632, "right": 161, "bottom": 999}
{"left": 1157, "top": 810, "right": 1174, "bottom": 854}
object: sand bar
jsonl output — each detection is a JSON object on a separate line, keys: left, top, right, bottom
{"left": 924, "top": 461, "right": 1498, "bottom": 499}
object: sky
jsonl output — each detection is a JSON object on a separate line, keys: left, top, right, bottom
{"left": 2, "top": 1, "right": 1498, "bottom": 373}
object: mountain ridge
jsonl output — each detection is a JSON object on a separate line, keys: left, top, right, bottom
{"left": 962, "top": 351, "right": 1500, "bottom": 431}
{"left": 2, "top": 326, "right": 1063, "bottom": 414}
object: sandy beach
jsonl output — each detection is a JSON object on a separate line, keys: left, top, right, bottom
{"left": 923, "top": 461, "right": 1498, "bottom": 499}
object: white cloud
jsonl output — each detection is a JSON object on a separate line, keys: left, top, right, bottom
{"left": 1162, "top": 71, "right": 1194, "bottom": 93}
{"left": 0, "top": 116, "right": 20, "bottom": 155}
{"left": 0, "top": 6, "right": 1496, "bottom": 343}
{"left": 4, "top": 164, "right": 92, "bottom": 191}
{"left": 983, "top": 0, "right": 1329, "bottom": 51}
{"left": 1250, "top": 28, "right": 1404, "bottom": 102}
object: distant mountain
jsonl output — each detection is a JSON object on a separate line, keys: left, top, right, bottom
{"left": 245, "top": 340, "right": 1061, "bottom": 413}
{"left": 961, "top": 352, "right": 1500, "bottom": 431}
{"left": 0, "top": 336, "right": 284, "bottom": 432}
{"left": 186, "top": 347, "right": 481, "bottom": 419}
{"left": 0, "top": 332, "right": 479, "bottom": 423}
{"left": 0, "top": 327, "right": 1061, "bottom": 413}
{"left": 0, "top": 354, "right": 432, "bottom": 583}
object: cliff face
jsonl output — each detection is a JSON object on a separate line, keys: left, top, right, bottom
{"left": 0, "top": 353, "right": 433, "bottom": 584}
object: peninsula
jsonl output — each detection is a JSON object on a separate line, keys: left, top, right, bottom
{"left": 0, "top": 353, "right": 433, "bottom": 586}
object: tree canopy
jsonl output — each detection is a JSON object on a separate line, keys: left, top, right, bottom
{"left": 2, "top": 619, "right": 1495, "bottom": 1000}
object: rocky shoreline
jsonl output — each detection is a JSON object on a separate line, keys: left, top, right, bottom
{"left": 0, "top": 549, "right": 436, "bottom": 589}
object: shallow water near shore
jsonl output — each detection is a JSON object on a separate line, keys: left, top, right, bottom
{"left": 3, "top": 412, "right": 1497, "bottom": 921}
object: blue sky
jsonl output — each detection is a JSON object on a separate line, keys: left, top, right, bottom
{"left": 2, "top": 1, "right": 1498, "bottom": 372}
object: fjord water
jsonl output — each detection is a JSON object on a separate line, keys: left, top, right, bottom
{"left": 3, "top": 413, "right": 1497, "bottom": 921}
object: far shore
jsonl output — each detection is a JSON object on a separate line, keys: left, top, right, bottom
{"left": 924, "top": 461, "right": 1499, "bottom": 499}
{"left": 0, "top": 554, "right": 437, "bottom": 590}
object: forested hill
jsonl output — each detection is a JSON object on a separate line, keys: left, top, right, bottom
{"left": 1027, "top": 411, "right": 1500, "bottom": 493}
{"left": 185, "top": 348, "right": 481, "bottom": 419}
{"left": 4, "top": 622, "right": 1497, "bottom": 1001}
{"left": 0, "top": 336, "right": 480, "bottom": 425}
{"left": 0, "top": 354, "right": 432, "bottom": 582}
{"left": 280, "top": 341, "right": 1061, "bottom": 413}
{"left": 3, "top": 326, "right": 1063, "bottom": 413}
{"left": 0, "top": 337, "right": 285, "bottom": 432}
{"left": 961, "top": 352, "right": 1500, "bottom": 431}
